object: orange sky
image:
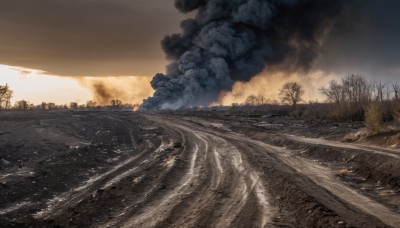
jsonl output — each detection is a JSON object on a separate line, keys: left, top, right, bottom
{"left": 0, "top": 65, "right": 156, "bottom": 105}
{"left": 0, "top": 65, "right": 91, "bottom": 105}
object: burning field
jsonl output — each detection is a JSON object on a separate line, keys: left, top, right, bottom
{"left": 1, "top": 110, "right": 400, "bottom": 227}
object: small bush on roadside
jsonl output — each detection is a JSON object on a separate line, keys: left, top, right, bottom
{"left": 365, "top": 102, "right": 383, "bottom": 134}
{"left": 393, "top": 111, "right": 400, "bottom": 128}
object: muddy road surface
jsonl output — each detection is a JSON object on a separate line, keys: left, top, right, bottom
{"left": 1, "top": 111, "right": 399, "bottom": 227}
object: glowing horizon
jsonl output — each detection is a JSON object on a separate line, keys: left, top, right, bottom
{"left": 0, "top": 65, "right": 91, "bottom": 105}
{"left": 0, "top": 64, "right": 156, "bottom": 106}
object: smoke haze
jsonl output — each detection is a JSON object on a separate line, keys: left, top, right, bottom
{"left": 78, "top": 77, "right": 153, "bottom": 105}
{"left": 214, "top": 70, "right": 337, "bottom": 106}
{"left": 141, "top": 0, "right": 347, "bottom": 109}
{"left": 142, "top": 0, "right": 400, "bottom": 110}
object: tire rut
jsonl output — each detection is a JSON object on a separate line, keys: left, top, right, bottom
{"left": 121, "top": 115, "right": 275, "bottom": 228}
{"left": 154, "top": 115, "right": 398, "bottom": 227}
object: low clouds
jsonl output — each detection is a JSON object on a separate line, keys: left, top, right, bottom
{"left": 0, "top": 0, "right": 183, "bottom": 76}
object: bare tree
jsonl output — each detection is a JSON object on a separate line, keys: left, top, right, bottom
{"left": 341, "top": 74, "right": 372, "bottom": 103}
{"left": 14, "top": 100, "right": 30, "bottom": 109}
{"left": 320, "top": 80, "right": 344, "bottom": 104}
{"left": 373, "top": 80, "right": 387, "bottom": 101}
{"left": 41, "top": 102, "right": 47, "bottom": 110}
{"left": 0, "top": 84, "right": 13, "bottom": 109}
{"left": 279, "top": 82, "right": 305, "bottom": 107}
{"left": 245, "top": 95, "right": 257, "bottom": 106}
{"left": 244, "top": 95, "right": 269, "bottom": 106}
{"left": 392, "top": 82, "right": 399, "bottom": 100}
{"left": 321, "top": 75, "right": 372, "bottom": 105}
{"left": 255, "top": 95, "right": 268, "bottom": 105}
{"left": 86, "top": 100, "right": 97, "bottom": 108}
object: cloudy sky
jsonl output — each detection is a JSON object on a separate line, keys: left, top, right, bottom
{"left": 0, "top": 0, "right": 186, "bottom": 104}
{"left": 0, "top": 0, "right": 186, "bottom": 76}
{"left": 0, "top": 0, "right": 399, "bottom": 105}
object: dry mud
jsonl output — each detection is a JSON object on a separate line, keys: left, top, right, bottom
{"left": 0, "top": 111, "right": 399, "bottom": 227}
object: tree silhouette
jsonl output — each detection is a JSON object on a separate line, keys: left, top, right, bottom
{"left": 279, "top": 82, "right": 305, "bottom": 107}
{"left": 0, "top": 84, "right": 13, "bottom": 109}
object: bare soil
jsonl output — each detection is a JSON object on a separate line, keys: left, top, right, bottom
{"left": 1, "top": 110, "right": 399, "bottom": 227}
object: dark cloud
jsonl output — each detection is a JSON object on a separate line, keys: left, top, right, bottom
{"left": 0, "top": 0, "right": 184, "bottom": 76}
{"left": 317, "top": 0, "right": 400, "bottom": 82}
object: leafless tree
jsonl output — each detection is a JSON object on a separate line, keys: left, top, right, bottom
{"left": 14, "top": 100, "right": 30, "bottom": 109}
{"left": 255, "top": 95, "right": 268, "bottom": 105}
{"left": 373, "top": 80, "right": 387, "bottom": 101}
{"left": 41, "top": 102, "right": 47, "bottom": 110}
{"left": 245, "top": 95, "right": 257, "bottom": 106}
{"left": 321, "top": 74, "right": 372, "bottom": 104}
{"left": 341, "top": 74, "right": 372, "bottom": 103}
{"left": 279, "top": 82, "right": 305, "bottom": 107}
{"left": 0, "top": 84, "right": 13, "bottom": 109}
{"left": 245, "top": 95, "right": 269, "bottom": 106}
{"left": 392, "top": 82, "right": 399, "bottom": 100}
{"left": 86, "top": 100, "right": 97, "bottom": 108}
{"left": 320, "top": 80, "right": 344, "bottom": 104}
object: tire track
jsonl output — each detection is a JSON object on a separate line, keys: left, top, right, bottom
{"left": 154, "top": 115, "right": 399, "bottom": 227}
{"left": 211, "top": 124, "right": 400, "bottom": 227}
{"left": 284, "top": 134, "right": 400, "bottom": 159}
{"left": 34, "top": 148, "right": 153, "bottom": 220}
{"left": 122, "top": 115, "right": 275, "bottom": 227}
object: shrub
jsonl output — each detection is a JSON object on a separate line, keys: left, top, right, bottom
{"left": 365, "top": 102, "right": 383, "bottom": 133}
{"left": 393, "top": 111, "right": 400, "bottom": 128}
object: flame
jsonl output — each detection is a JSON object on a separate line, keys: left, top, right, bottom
{"left": 133, "top": 104, "right": 140, "bottom": 111}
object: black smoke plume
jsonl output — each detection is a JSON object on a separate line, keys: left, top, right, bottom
{"left": 141, "top": 0, "right": 347, "bottom": 110}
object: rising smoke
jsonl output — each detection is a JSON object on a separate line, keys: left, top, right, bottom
{"left": 79, "top": 77, "right": 153, "bottom": 105}
{"left": 141, "top": 0, "right": 348, "bottom": 110}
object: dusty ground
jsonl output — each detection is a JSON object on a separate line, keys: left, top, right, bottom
{"left": 0, "top": 110, "right": 399, "bottom": 227}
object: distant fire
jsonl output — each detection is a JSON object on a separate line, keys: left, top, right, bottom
{"left": 133, "top": 104, "right": 140, "bottom": 111}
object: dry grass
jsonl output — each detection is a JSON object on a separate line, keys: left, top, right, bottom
{"left": 393, "top": 111, "right": 400, "bottom": 128}
{"left": 365, "top": 102, "right": 383, "bottom": 134}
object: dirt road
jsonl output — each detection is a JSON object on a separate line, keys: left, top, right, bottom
{"left": 1, "top": 111, "right": 399, "bottom": 227}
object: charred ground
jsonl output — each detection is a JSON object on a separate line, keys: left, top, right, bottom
{"left": 0, "top": 110, "right": 400, "bottom": 227}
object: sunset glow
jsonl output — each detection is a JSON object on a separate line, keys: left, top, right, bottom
{"left": 0, "top": 65, "right": 91, "bottom": 105}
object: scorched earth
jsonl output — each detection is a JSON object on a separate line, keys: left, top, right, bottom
{"left": 1, "top": 111, "right": 400, "bottom": 227}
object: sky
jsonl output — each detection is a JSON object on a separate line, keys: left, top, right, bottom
{"left": 0, "top": 0, "right": 182, "bottom": 104}
{"left": 0, "top": 65, "right": 91, "bottom": 104}
{"left": 1, "top": 0, "right": 400, "bottom": 106}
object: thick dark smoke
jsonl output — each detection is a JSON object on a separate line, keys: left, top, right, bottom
{"left": 141, "top": 0, "right": 347, "bottom": 110}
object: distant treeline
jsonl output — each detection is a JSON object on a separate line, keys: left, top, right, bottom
{"left": 0, "top": 89, "right": 138, "bottom": 111}
{"left": 189, "top": 75, "right": 400, "bottom": 134}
